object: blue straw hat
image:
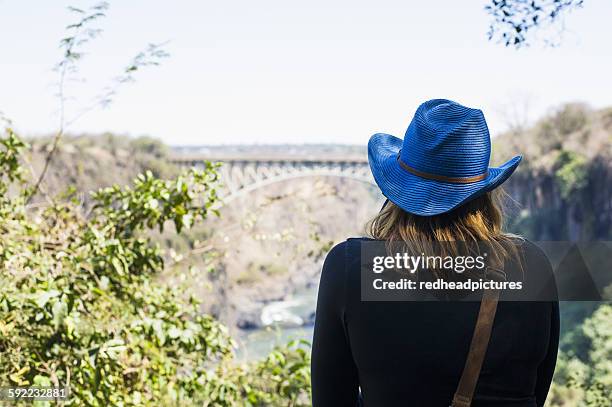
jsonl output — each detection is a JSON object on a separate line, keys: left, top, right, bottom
{"left": 368, "top": 99, "right": 522, "bottom": 216}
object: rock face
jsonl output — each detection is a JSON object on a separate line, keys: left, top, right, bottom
{"left": 185, "top": 175, "right": 382, "bottom": 332}
{"left": 503, "top": 157, "right": 612, "bottom": 241}
{"left": 493, "top": 104, "right": 612, "bottom": 241}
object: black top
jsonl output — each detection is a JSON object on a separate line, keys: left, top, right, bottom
{"left": 311, "top": 238, "right": 559, "bottom": 407}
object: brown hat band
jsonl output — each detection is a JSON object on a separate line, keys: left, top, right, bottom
{"left": 397, "top": 155, "right": 489, "bottom": 184}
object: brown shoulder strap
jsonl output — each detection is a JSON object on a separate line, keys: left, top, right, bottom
{"left": 451, "top": 266, "right": 506, "bottom": 407}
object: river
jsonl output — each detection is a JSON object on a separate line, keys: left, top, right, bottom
{"left": 235, "top": 283, "right": 318, "bottom": 361}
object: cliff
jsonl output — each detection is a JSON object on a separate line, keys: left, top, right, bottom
{"left": 492, "top": 104, "right": 612, "bottom": 240}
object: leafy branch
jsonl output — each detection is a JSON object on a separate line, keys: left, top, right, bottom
{"left": 486, "top": 0, "right": 584, "bottom": 48}
{"left": 28, "top": 2, "right": 169, "bottom": 203}
{"left": 28, "top": 2, "right": 109, "bottom": 203}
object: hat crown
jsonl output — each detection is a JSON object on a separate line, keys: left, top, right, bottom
{"left": 399, "top": 99, "right": 491, "bottom": 178}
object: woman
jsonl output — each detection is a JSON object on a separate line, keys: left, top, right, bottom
{"left": 311, "top": 99, "right": 559, "bottom": 407}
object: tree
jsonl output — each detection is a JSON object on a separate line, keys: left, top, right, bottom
{"left": 486, "top": 0, "right": 585, "bottom": 48}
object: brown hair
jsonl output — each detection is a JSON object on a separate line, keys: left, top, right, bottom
{"left": 367, "top": 189, "right": 521, "bottom": 275}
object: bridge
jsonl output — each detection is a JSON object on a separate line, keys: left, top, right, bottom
{"left": 170, "top": 154, "right": 375, "bottom": 203}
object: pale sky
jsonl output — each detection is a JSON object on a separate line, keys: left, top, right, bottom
{"left": 1, "top": 0, "right": 611, "bottom": 145}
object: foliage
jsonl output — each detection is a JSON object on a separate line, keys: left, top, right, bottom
{"left": 554, "top": 150, "right": 589, "bottom": 200}
{"left": 548, "top": 304, "right": 612, "bottom": 406}
{"left": 579, "top": 305, "right": 612, "bottom": 405}
{"left": 495, "top": 103, "right": 612, "bottom": 241}
{"left": 533, "top": 104, "right": 590, "bottom": 154}
{"left": 0, "top": 129, "right": 312, "bottom": 406}
{"left": 0, "top": 129, "right": 29, "bottom": 192}
{"left": 204, "top": 340, "right": 311, "bottom": 407}
{"left": 238, "top": 340, "right": 311, "bottom": 406}
{"left": 486, "top": 0, "right": 584, "bottom": 48}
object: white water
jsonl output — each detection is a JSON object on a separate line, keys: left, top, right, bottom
{"left": 235, "top": 284, "right": 318, "bottom": 360}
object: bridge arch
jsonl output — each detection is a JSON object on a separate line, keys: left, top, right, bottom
{"left": 170, "top": 155, "right": 376, "bottom": 205}
{"left": 221, "top": 169, "right": 376, "bottom": 204}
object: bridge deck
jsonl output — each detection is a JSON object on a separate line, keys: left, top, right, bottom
{"left": 169, "top": 154, "right": 369, "bottom": 164}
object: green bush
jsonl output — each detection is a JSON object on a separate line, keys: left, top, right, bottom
{"left": 547, "top": 304, "right": 612, "bottom": 407}
{"left": 554, "top": 150, "right": 589, "bottom": 200}
{"left": 0, "top": 129, "right": 311, "bottom": 406}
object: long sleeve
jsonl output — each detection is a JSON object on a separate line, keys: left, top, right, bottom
{"left": 535, "top": 300, "right": 560, "bottom": 407}
{"left": 311, "top": 241, "right": 359, "bottom": 407}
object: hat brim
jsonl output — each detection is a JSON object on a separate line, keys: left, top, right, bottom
{"left": 368, "top": 133, "right": 522, "bottom": 216}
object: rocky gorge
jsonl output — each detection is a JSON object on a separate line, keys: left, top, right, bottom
{"left": 21, "top": 103, "right": 612, "bottom": 356}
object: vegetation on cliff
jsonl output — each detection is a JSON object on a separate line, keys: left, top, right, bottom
{"left": 493, "top": 103, "right": 612, "bottom": 241}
